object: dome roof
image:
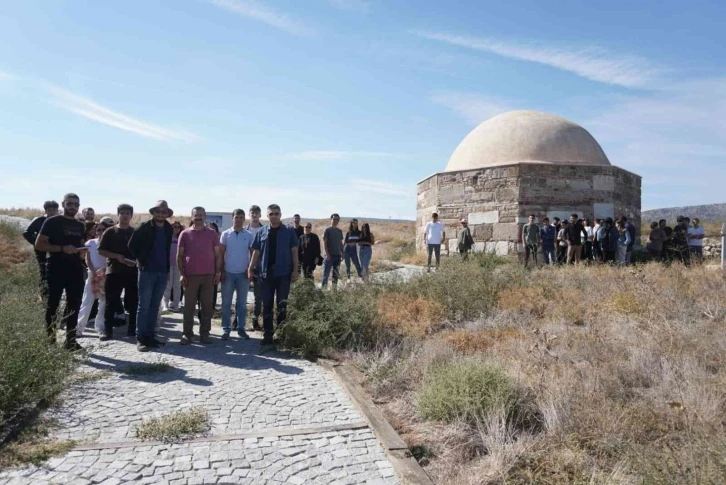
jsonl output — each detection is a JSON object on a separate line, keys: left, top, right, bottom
{"left": 445, "top": 110, "right": 610, "bottom": 172}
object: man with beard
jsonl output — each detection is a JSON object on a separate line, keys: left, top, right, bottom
{"left": 98, "top": 204, "right": 139, "bottom": 341}
{"left": 35, "top": 193, "right": 86, "bottom": 350}
{"left": 24, "top": 200, "right": 59, "bottom": 296}
{"left": 177, "top": 207, "right": 222, "bottom": 345}
{"left": 128, "top": 200, "right": 174, "bottom": 351}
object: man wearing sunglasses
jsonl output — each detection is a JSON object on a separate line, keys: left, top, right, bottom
{"left": 35, "top": 193, "right": 86, "bottom": 350}
{"left": 248, "top": 204, "right": 300, "bottom": 347}
{"left": 128, "top": 200, "right": 174, "bottom": 351}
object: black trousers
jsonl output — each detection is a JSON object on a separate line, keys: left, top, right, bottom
{"left": 302, "top": 262, "right": 317, "bottom": 279}
{"left": 46, "top": 263, "right": 84, "bottom": 343}
{"left": 35, "top": 252, "right": 48, "bottom": 297}
{"left": 104, "top": 272, "right": 138, "bottom": 337}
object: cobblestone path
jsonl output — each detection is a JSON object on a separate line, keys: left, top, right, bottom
{"left": 0, "top": 313, "right": 400, "bottom": 485}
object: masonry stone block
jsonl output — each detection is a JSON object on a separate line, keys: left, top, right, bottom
{"left": 438, "top": 185, "right": 465, "bottom": 204}
{"left": 468, "top": 211, "right": 499, "bottom": 224}
{"left": 593, "top": 175, "right": 615, "bottom": 191}
{"left": 472, "top": 224, "right": 493, "bottom": 240}
{"left": 495, "top": 241, "right": 510, "bottom": 256}
{"left": 472, "top": 242, "right": 486, "bottom": 253}
{"left": 492, "top": 223, "right": 521, "bottom": 242}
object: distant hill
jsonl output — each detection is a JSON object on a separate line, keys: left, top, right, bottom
{"left": 643, "top": 203, "right": 726, "bottom": 223}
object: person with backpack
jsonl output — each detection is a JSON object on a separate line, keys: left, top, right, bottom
{"left": 457, "top": 218, "right": 474, "bottom": 259}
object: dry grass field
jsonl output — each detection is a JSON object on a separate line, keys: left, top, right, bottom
{"left": 4, "top": 206, "right": 726, "bottom": 483}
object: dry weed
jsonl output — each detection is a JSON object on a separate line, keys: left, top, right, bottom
{"left": 444, "top": 328, "right": 523, "bottom": 354}
{"left": 376, "top": 293, "right": 444, "bottom": 338}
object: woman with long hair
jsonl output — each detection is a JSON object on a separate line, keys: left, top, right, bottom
{"left": 344, "top": 219, "right": 363, "bottom": 281}
{"left": 358, "top": 223, "right": 374, "bottom": 280}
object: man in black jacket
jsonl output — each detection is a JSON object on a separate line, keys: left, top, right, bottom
{"left": 23, "top": 200, "right": 59, "bottom": 295}
{"left": 128, "top": 200, "right": 173, "bottom": 351}
{"left": 299, "top": 223, "right": 322, "bottom": 279}
{"left": 565, "top": 213, "right": 584, "bottom": 264}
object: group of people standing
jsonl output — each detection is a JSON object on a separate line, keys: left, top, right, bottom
{"left": 420, "top": 211, "right": 707, "bottom": 269}
{"left": 522, "top": 214, "right": 637, "bottom": 266}
{"left": 23, "top": 196, "right": 379, "bottom": 352}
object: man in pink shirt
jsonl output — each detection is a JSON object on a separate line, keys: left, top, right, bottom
{"left": 176, "top": 206, "right": 223, "bottom": 345}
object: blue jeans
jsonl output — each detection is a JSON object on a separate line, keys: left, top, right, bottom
{"left": 542, "top": 247, "right": 556, "bottom": 265}
{"left": 261, "top": 275, "right": 291, "bottom": 341}
{"left": 137, "top": 270, "right": 167, "bottom": 340}
{"left": 344, "top": 245, "right": 362, "bottom": 278}
{"left": 222, "top": 272, "right": 250, "bottom": 334}
{"left": 322, "top": 254, "right": 341, "bottom": 287}
{"left": 359, "top": 245, "right": 372, "bottom": 277}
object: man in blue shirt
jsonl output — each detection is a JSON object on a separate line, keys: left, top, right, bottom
{"left": 248, "top": 204, "right": 300, "bottom": 347}
{"left": 220, "top": 209, "right": 253, "bottom": 340}
{"left": 540, "top": 217, "right": 557, "bottom": 265}
{"left": 128, "top": 200, "right": 173, "bottom": 352}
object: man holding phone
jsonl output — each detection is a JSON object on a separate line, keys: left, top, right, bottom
{"left": 35, "top": 193, "right": 87, "bottom": 350}
{"left": 98, "top": 204, "right": 139, "bottom": 341}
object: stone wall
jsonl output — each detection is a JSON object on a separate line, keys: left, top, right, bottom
{"left": 416, "top": 162, "right": 642, "bottom": 255}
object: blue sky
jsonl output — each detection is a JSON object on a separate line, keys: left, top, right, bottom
{"left": 1, "top": 0, "right": 724, "bottom": 219}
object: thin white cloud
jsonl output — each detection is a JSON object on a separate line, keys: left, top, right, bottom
{"left": 586, "top": 77, "right": 726, "bottom": 208}
{"left": 0, "top": 71, "right": 11, "bottom": 81}
{"left": 206, "top": 0, "right": 313, "bottom": 36}
{"left": 45, "top": 86, "right": 199, "bottom": 142}
{"left": 431, "top": 92, "right": 512, "bottom": 125}
{"left": 328, "top": 0, "right": 370, "bottom": 12}
{"left": 413, "top": 31, "right": 663, "bottom": 88}
{"left": 288, "top": 150, "right": 408, "bottom": 161}
{"left": 351, "top": 178, "right": 411, "bottom": 197}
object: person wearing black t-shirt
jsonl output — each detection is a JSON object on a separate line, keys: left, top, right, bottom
{"left": 98, "top": 204, "right": 139, "bottom": 340}
{"left": 35, "top": 193, "right": 86, "bottom": 350}
{"left": 344, "top": 219, "right": 363, "bottom": 281}
{"left": 23, "top": 200, "right": 59, "bottom": 296}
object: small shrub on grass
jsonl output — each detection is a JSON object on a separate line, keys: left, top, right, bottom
{"left": 393, "top": 254, "right": 512, "bottom": 321}
{"left": 134, "top": 407, "right": 209, "bottom": 443}
{"left": 278, "top": 280, "right": 379, "bottom": 357}
{"left": 417, "top": 356, "right": 518, "bottom": 424}
{"left": 0, "top": 252, "right": 76, "bottom": 428}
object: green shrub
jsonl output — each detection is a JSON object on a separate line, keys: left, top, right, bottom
{"left": 390, "top": 253, "right": 515, "bottom": 321}
{"left": 0, "top": 258, "right": 76, "bottom": 428}
{"left": 416, "top": 356, "right": 516, "bottom": 424}
{"left": 278, "top": 280, "right": 380, "bottom": 357}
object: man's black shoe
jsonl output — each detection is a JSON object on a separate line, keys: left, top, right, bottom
{"left": 64, "top": 341, "right": 83, "bottom": 352}
{"left": 147, "top": 337, "right": 166, "bottom": 349}
{"left": 137, "top": 340, "right": 149, "bottom": 352}
{"left": 99, "top": 333, "right": 112, "bottom": 341}
{"left": 260, "top": 338, "right": 275, "bottom": 347}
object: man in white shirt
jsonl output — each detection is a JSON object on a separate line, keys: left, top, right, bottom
{"left": 245, "top": 205, "right": 263, "bottom": 331}
{"left": 688, "top": 217, "right": 705, "bottom": 262}
{"left": 220, "top": 209, "right": 254, "bottom": 340}
{"left": 424, "top": 212, "right": 446, "bottom": 272}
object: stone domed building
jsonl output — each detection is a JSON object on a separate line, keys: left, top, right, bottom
{"left": 417, "top": 110, "right": 641, "bottom": 254}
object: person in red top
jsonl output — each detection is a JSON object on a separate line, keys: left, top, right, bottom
{"left": 176, "top": 207, "right": 223, "bottom": 345}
